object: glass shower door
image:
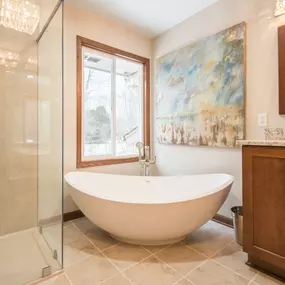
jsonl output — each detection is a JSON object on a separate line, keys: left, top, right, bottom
{"left": 0, "top": 0, "right": 63, "bottom": 283}
{"left": 38, "top": 0, "right": 63, "bottom": 270}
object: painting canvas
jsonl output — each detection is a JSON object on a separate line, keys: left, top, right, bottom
{"left": 156, "top": 22, "right": 246, "bottom": 148}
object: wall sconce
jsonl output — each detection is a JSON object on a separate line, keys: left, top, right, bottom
{"left": 275, "top": 0, "right": 285, "bottom": 17}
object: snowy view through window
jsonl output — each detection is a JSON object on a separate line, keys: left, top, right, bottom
{"left": 83, "top": 49, "right": 143, "bottom": 158}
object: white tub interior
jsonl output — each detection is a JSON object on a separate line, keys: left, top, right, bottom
{"left": 65, "top": 172, "right": 234, "bottom": 204}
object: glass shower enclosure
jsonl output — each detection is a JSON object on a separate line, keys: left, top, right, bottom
{"left": 0, "top": 0, "right": 64, "bottom": 284}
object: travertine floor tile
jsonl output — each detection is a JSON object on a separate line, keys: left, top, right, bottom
{"left": 73, "top": 218, "right": 119, "bottom": 251}
{"left": 104, "top": 243, "right": 151, "bottom": 271}
{"left": 37, "top": 273, "right": 71, "bottom": 285}
{"left": 186, "top": 260, "right": 249, "bottom": 285}
{"left": 124, "top": 255, "right": 181, "bottom": 285}
{"left": 64, "top": 221, "right": 72, "bottom": 228}
{"left": 183, "top": 221, "right": 234, "bottom": 257}
{"left": 253, "top": 272, "right": 285, "bottom": 285}
{"left": 142, "top": 244, "right": 171, "bottom": 254}
{"left": 212, "top": 241, "right": 258, "bottom": 280}
{"left": 64, "top": 224, "right": 98, "bottom": 266}
{"left": 99, "top": 273, "right": 132, "bottom": 285}
{"left": 65, "top": 252, "right": 119, "bottom": 285}
{"left": 156, "top": 243, "right": 207, "bottom": 275}
{"left": 60, "top": 220, "right": 285, "bottom": 285}
{"left": 175, "top": 278, "right": 194, "bottom": 285}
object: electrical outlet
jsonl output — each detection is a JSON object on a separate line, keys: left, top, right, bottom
{"left": 258, "top": 113, "right": 268, "bottom": 127}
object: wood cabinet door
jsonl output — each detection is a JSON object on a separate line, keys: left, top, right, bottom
{"left": 243, "top": 146, "right": 285, "bottom": 270}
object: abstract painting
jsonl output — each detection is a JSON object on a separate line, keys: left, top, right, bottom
{"left": 156, "top": 22, "right": 246, "bottom": 148}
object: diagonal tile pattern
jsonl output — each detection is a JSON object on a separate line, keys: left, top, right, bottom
{"left": 124, "top": 255, "right": 181, "bottom": 285}
{"left": 73, "top": 217, "right": 119, "bottom": 251}
{"left": 98, "top": 273, "right": 133, "bottom": 285}
{"left": 156, "top": 243, "right": 207, "bottom": 275}
{"left": 253, "top": 272, "right": 285, "bottom": 285}
{"left": 175, "top": 278, "right": 195, "bottom": 285}
{"left": 63, "top": 224, "right": 98, "bottom": 266}
{"left": 183, "top": 220, "right": 234, "bottom": 257}
{"left": 212, "top": 241, "right": 258, "bottom": 280}
{"left": 142, "top": 244, "right": 170, "bottom": 254}
{"left": 65, "top": 252, "right": 119, "bottom": 285}
{"left": 36, "top": 218, "right": 285, "bottom": 285}
{"left": 186, "top": 259, "right": 249, "bottom": 285}
{"left": 104, "top": 243, "right": 150, "bottom": 271}
{"left": 36, "top": 273, "right": 71, "bottom": 285}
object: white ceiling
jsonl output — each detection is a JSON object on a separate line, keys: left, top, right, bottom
{"left": 67, "top": 0, "right": 219, "bottom": 38}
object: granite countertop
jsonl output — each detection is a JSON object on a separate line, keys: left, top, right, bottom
{"left": 237, "top": 140, "right": 285, "bottom": 147}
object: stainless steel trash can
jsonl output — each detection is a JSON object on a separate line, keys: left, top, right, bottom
{"left": 231, "top": 206, "right": 243, "bottom": 246}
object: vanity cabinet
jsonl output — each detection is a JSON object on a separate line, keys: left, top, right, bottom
{"left": 242, "top": 145, "right": 285, "bottom": 279}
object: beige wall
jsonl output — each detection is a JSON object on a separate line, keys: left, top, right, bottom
{"left": 153, "top": 0, "right": 285, "bottom": 217}
{"left": 0, "top": 45, "right": 38, "bottom": 235}
{"left": 63, "top": 4, "right": 153, "bottom": 213}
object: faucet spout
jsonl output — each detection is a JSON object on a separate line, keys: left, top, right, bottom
{"left": 145, "top": 146, "right": 150, "bottom": 162}
{"left": 136, "top": 142, "right": 155, "bottom": 176}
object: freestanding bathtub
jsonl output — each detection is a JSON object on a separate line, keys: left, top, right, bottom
{"left": 65, "top": 172, "right": 233, "bottom": 245}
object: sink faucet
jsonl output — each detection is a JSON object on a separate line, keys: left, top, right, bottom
{"left": 136, "top": 142, "right": 156, "bottom": 176}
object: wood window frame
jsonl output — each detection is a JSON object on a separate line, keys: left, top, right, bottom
{"left": 76, "top": 35, "right": 150, "bottom": 168}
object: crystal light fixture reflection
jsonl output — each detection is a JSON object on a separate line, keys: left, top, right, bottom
{"left": 0, "top": 48, "right": 20, "bottom": 68}
{"left": 275, "top": 0, "right": 285, "bottom": 17}
{"left": 27, "top": 56, "right": 37, "bottom": 65}
{"left": 25, "top": 56, "right": 37, "bottom": 70}
{"left": 0, "top": 0, "right": 40, "bottom": 35}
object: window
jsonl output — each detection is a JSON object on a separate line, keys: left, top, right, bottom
{"left": 76, "top": 36, "right": 150, "bottom": 167}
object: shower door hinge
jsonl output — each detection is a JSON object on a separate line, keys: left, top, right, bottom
{"left": 42, "top": 266, "right": 52, "bottom": 278}
{"left": 53, "top": 250, "right": 58, "bottom": 260}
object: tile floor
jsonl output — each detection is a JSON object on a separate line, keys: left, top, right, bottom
{"left": 37, "top": 218, "right": 285, "bottom": 285}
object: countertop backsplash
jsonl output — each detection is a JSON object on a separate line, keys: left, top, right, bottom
{"left": 264, "top": 128, "right": 285, "bottom": 141}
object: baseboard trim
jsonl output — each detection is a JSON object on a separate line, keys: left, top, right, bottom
{"left": 63, "top": 210, "right": 84, "bottom": 222}
{"left": 39, "top": 210, "right": 85, "bottom": 227}
{"left": 50, "top": 211, "right": 231, "bottom": 228}
{"left": 39, "top": 215, "right": 61, "bottom": 228}
{"left": 212, "top": 214, "right": 234, "bottom": 228}
{"left": 63, "top": 212, "right": 233, "bottom": 227}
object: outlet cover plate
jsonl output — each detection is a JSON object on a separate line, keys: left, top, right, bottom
{"left": 258, "top": 113, "right": 268, "bottom": 127}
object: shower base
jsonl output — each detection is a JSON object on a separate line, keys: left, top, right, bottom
{"left": 0, "top": 227, "right": 60, "bottom": 285}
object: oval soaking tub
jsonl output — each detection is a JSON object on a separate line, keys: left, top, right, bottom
{"left": 65, "top": 172, "right": 234, "bottom": 246}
